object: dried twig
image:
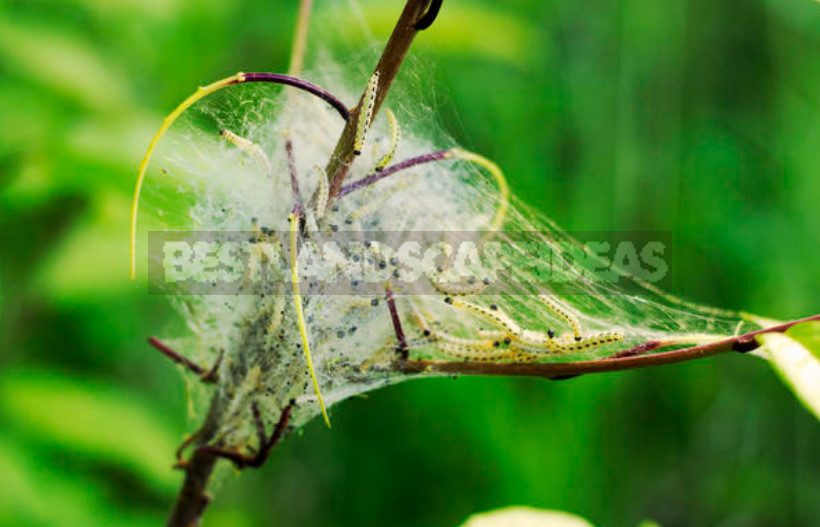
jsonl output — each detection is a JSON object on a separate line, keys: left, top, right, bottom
{"left": 149, "top": 337, "right": 223, "bottom": 383}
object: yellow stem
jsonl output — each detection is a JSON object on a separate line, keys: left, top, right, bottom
{"left": 130, "top": 73, "right": 245, "bottom": 279}
{"left": 288, "top": 0, "right": 314, "bottom": 76}
{"left": 288, "top": 213, "right": 331, "bottom": 427}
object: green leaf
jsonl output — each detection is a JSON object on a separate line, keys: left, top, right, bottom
{"left": 0, "top": 370, "right": 182, "bottom": 494}
{"left": 459, "top": 506, "right": 596, "bottom": 527}
{"left": 758, "top": 323, "right": 820, "bottom": 422}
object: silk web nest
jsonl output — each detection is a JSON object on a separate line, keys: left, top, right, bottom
{"left": 130, "top": 53, "right": 761, "bottom": 455}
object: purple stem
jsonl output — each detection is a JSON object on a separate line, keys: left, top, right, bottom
{"left": 239, "top": 73, "right": 350, "bottom": 121}
{"left": 337, "top": 149, "right": 451, "bottom": 198}
{"left": 385, "top": 285, "right": 409, "bottom": 359}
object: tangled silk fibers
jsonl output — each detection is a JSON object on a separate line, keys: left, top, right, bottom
{"left": 134, "top": 67, "right": 759, "bottom": 450}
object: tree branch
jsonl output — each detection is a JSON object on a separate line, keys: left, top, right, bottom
{"left": 324, "top": 0, "right": 437, "bottom": 205}
{"left": 166, "top": 448, "right": 218, "bottom": 527}
{"left": 166, "top": 395, "right": 222, "bottom": 527}
{"left": 392, "top": 314, "right": 820, "bottom": 379}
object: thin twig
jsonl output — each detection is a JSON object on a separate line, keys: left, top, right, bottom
{"left": 338, "top": 149, "right": 451, "bottom": 198}
{"left": 149, "top": 337, "right": 205, "bottom": 376}
{"left": 393, "top": 314, "right": 820, "bottom": 379}
{"left": 385, "top": 284, "right": 409, "bottom": 359}
{"left": 241, "top": 73, "right": 350, "bottom": 120}
{"left": 200, "top": 350, "right": 224, "bottom": 383}
{"left": 149, "top": 337, "right": 223, "bottom": 383}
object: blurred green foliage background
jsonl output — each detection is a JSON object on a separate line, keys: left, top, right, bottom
{"left": 2, "top": 0, "right": 820, "bottom": 525}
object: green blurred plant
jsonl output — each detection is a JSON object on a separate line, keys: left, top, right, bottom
{"left": 2, "top": 0, "right": 820, "bottom": 526}
{"left": 125, "top": 1, "right": 820, "bottom": 526}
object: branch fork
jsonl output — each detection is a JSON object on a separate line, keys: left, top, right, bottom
{"left": 196, "top": 400, "right": 296, "bottom": 470}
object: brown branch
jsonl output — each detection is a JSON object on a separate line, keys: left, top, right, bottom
{"left": 149, "top": 337, "right": 205, "bottom": 375}
{"left": 393, "top": 314, "right": 820, "bottom": 379}
{"left": 166, "top": 395, "right": 222, "bottom": 527}
{"left": 324, "top": 0, "right": 438, "bottom": 206}
{"left": 166, "top": 399, "right": 295, "bottom": 527}
{"left": 166, "top": 448, "right": 218, "bottom": 527}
